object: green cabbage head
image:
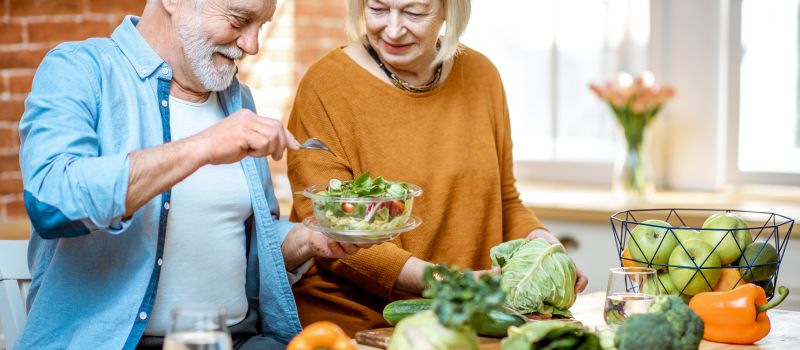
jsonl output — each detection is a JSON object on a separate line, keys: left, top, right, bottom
{"left": 490, "top": 238, "right": 577, "bottom": 318}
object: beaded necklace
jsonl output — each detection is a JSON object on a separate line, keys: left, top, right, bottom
{"left": 363, "top": 41, "right": 443, "bottom": 93}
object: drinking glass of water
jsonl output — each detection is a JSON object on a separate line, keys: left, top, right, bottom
{"left": 163, "top": 305, "right": 233, "bottom": 350}
{"left": 603, "top": 267, "right": 658, "bottom": 327}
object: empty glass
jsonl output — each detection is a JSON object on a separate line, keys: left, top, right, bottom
{"left": 163, "top": 305, "right": 232, "bottom": 350}
{"left": 603, "top": 267, "right": 658, "bottom": 327}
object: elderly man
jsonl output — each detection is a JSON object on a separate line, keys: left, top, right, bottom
{"left": 17, "top": 0, "right": 359, "bottom": 349}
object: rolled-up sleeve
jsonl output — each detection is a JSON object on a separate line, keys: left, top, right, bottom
{"left": 19, "top": 47, "right": 132, "bottom": 239}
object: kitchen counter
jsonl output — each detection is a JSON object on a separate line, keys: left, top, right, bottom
{"left": 571, "top": 292, "right": 799, "bottom": 350}
{"left": 517, "top": 181, "right": 800, "bottom": 236}
{"left": 356, "top": 291, "right": 800, "bottom": 349}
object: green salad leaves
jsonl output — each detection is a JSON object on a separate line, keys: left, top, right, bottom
{"left": 321, "top": 172, "right": 410, "bottom": 199}
{"left": 313, "top": 172, "right": 414, "bottom": 232}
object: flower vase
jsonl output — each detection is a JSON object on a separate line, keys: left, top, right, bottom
{"left": 613, "top": 128, "right": 654, "bottom": 202}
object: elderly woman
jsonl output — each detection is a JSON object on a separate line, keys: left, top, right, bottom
{"left": 287, "top": 0, "right": 588, "bottom": 334}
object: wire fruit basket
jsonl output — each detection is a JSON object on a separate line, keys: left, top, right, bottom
{"left": 610, "top": 209, "right": 793, "bottom": 300}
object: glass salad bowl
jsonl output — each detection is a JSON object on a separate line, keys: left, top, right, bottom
{"left": 298, "top": 174, "right": 423, "bottom": 244}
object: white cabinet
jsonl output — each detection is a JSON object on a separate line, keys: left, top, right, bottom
{"left": 545, "top": 219, "right": 800, "bottom": 311}
{"left": 545, "top": 220, "right": 619, "bottom": 294}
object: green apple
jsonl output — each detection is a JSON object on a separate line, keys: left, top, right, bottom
{"left": 701, "top": 212, "right": 753, "bottom": 264}
{"left": 668, "top": 239, "right": 722, "bottom": 295}
{"left": 643, "top": 271, "right": 679, "bottom": 295}
{"left": 739, "top": 241, "right": 778, "bottom": 282}
{"left": 672, "top": 227, "right": 699, "bottom": 246}
{"left": 628, "top": 220, "right": 676, "bottom": 266}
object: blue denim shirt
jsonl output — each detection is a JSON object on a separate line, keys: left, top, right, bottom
{"left": 17, "top": 16, "right": 302, "bottom": 349}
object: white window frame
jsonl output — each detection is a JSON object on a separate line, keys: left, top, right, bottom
{"left": 507, "top": 1, "right": 649, "bottom": 186}
{"left": 504, "top": 1, "right": 799, "bottom": 190}
{"left": 725, "top": 0, "right": 800, "bottom": 186}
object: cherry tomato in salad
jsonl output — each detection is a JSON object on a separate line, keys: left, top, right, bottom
{"left": 341, "top": 202, "right": 355, "bottom": 213}
{"left": 388, "top": 200, "right": 405, "bottom": 216}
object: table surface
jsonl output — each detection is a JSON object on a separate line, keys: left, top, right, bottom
{"left": 357, "top": 291, "right": 800, "bottom": 350}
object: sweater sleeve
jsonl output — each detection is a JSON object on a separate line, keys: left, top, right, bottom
{"left": 286, "top": 75, "right": 413, "bottom": 299}
{"left": 497, "top": 83, "right": 547, "bottom": 241}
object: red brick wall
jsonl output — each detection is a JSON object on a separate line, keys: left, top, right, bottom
{"left": 0, "top": 0, "right": 348, "bottom": 220}
{"left": 0, "top": 0, "right": 145, "bottom": 220}
{"left": 293, "top": 0, "right": 348, "bottom": 81}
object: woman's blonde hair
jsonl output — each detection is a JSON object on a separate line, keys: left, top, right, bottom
{"left": 346, "top": 0, "right": 471, "bottom": 66}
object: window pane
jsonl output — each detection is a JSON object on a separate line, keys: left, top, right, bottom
{"left": 462, "top": 0, "right": 649, "bottom": 163}
{"left": 462, "top": 1, "right": 554, "bottom": 161}
{"left": 739, "top": 0, "right": 800, "bottom": 174}
{"left": 556, "top": 0, "right": 648, "bottom": 162}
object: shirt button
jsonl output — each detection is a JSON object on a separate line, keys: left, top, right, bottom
{"left": 140, "top": 68, "right": 147, "bottom": 75}
{"left": 157, "top": 258, "right": 163, "bottom": 266}
{"left": 164, "top": 202, "right": 170, "bottom": 210}
{"left": 161, "top": 68, "right": 169, "bottom": 75}
{"left": 161, "top": 100, "right": 168, "bottom": 108}
{"left": 139, "top": 311, "right": 148, "bottom": 320}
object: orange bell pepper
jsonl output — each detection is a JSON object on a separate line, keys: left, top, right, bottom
{"left": 688, "top": 283, "right": 789, "bottom": 344}
{"left": 286, "top": 321, "right": 357, "bottom": 350}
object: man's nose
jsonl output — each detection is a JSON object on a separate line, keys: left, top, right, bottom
{"left": 237, "top": 26, "right": 260, "bottom": 55}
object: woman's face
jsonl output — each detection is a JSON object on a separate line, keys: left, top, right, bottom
{"left": 364, "top": 0, "right": 445, "bottom": 73}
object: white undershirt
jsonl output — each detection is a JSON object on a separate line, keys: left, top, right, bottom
{"left": 144, "top": 93, "right": 252, "bottom": 335}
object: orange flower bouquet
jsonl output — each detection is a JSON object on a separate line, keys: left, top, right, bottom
{"left": 590, "top": 72, "right": 676, "bottom": 199}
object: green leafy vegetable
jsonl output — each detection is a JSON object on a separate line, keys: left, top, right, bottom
{"left": 422, "top": 265, "right": 506, "bottom": 330}
{"left": 490, "top": 239, "right": 578, "bottom": 317}
{"left": 387, "top": 265, "right": 505, "bottom": 350}
{"left": 500, "top": 321, "right": 602, "bottom": 350}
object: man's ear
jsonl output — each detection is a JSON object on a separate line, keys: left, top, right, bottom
{"left": 161, "top": 0, "right": 179, "bottom": 15}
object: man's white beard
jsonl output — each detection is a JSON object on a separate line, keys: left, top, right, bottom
{"left": 178, "top": 14, "right": 244, "bottom": 91}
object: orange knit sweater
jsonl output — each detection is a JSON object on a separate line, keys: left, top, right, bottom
{"left": 286, "top": 46, "right": 545, "bottom": 335}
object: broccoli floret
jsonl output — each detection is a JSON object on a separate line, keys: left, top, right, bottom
{"left": 649, "top": 295, "right": 704, "bottom": 350}
{"left": 614, "top": 313, "right": 675, "bottom": 350}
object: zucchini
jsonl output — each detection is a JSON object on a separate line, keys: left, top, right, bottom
{"left": 383, "top": 299, "right": 526, "bottom": 337}
{"left": 475, "top": 309, "right": 526, "bottom": 337}
{"left": 383, "top": 299, "right": 432, "bottom": 325}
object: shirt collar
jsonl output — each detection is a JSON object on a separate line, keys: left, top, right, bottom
{"left": 111, "top": 15, "right": 166, "bottom": 79}
{"left": 111, "top": 15, "right": 242, "bottom": 110}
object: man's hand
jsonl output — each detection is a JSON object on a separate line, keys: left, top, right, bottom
{"left": 191, "top": 109, "right": 299, "bottom": 164}
{"left": 125, "top": 109, "right": 299, "bottom": 217}
{"left": 526, "top": 229, "right": 589, "bottom": 294}
{"left": 282, "top": 224, "right": 371, "bottom": 271}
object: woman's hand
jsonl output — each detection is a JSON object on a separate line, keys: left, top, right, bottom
{"left": 526, "top": 229, "right": 589, "bottom": 294}
{"left": 472, "top": 266, "right": 501, "bottom": 280}
{"left": 282, "top": 224, "right": 370, "bottom": 271}
{"left": 525, "top": 228, "right": 561, "bottom": 245}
